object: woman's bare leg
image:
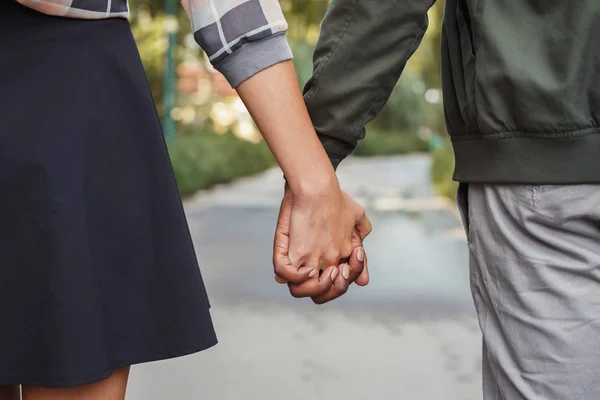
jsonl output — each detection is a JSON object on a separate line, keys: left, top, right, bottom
{"left": 0, "top": 386, "right": 20, "bottom": 400}
{"left": 22, "top": 367, "right": 130, "bottom": 400}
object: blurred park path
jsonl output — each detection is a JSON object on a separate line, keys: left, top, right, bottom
{"left": 126, "top": 155, "right": 483, "bottom": 400}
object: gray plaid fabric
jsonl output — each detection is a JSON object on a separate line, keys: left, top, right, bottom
{"left": 184, "top": 0, "right": 288, "bottom": 64}
{"left": 16, "top": 0, "right": 291, "bottom": 86}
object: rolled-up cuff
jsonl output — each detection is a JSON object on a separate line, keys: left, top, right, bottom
{"left": 215, "top": 33, "right": 293, "bottom": 88}
{"left": 329, "top": 156, "right": 344, "bottom": 170}
{"left": 317, "top": 134, "right": 356, "bottom": 170}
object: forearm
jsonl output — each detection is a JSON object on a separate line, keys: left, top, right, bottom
{"left": 236, "top": 61, "right": 338, "bottom": 195}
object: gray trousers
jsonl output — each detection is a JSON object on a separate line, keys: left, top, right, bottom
{"left": 457, "top": 183, "right": 600, "bottom": 400}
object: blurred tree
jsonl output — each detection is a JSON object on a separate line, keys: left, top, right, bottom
{"left": 405, "top": 2, "right": 444, "bottom": 89}
{"left": 127, "top": 0, "right": 452, "bottom": 196}
{"left": 130, "top": 8, "right": 168, "bottom": 113}
{"left": 130, "top": 0, "right": 195, "bottom": 115}
{"left": 370, "top": 77, "right": 425, "bottom": 134}
{"left": 129, "top": 0, "right": 446, "bottom": 137}
{"left": 284, "top": 0, "right": 330, "bottom": 30}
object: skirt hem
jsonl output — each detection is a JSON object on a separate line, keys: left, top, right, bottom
{"left": 0, "top": 337, "right": 218, "bottom": 388}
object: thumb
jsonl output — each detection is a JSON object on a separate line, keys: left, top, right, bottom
{"left": 274, "top": 188, "right": 292, "bottom": 261}
{"left": 273, "top": 187, "right": 314, "bottom": 284}
{"left": 355, "top": 211, "right": 372, "bottom": 241}
{"left": 348, "top": 195, "right": 372, "bottom": 240}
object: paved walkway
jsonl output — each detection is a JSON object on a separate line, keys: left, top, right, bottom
{"left": 126, "top": 155, "right": 483, "bottom": 400}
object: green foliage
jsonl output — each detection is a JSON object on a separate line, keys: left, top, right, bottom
{"left": 282, "top": 0, "right": 330, "bottom": 31}
{"left": 354, "top": 129, "right": 429, "bottom": 157}
{"left": 168, "top": 131, "right": 276, "bottom": 196}
{"left": 288, "top": 37, "right": 319, "bottom": 88}
{"left": 430, "top": 138, "right": 459, "bottom": 200}
{"left": 130, "top": 11, "right": 168, "bottom": 110}
{"left": 369, "top": 77, "right": 426, "bottom": 134}
{"left": 129, "top": 0, "right": 450, "bottom": 196}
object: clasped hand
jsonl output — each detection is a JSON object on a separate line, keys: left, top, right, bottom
{"left": 273, "top": 184, "right": 371, "bottom": 304}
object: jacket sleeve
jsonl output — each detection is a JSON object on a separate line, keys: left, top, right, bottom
{"left": 303, "top": 0, "right": 437, "bottom": 169}
{"left": 182, "top": 0, "right": 293, "bottom": 88}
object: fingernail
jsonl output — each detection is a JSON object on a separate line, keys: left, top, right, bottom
{"left": 342, "top": 264, "right": 350, "bottom": 280}
{"left": 330, "top": 268, "right": 339, "bottom": 282}
{"left": 308, "top": 269, "right": 318, "bottom": 278}
{"left": 357, "top": 247, "right": 364, "bottom": 262}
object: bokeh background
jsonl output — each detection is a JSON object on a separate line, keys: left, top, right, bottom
{"left": 125, "top": 1, "right": 481, "bottom": 399}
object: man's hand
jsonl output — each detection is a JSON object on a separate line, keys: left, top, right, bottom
{"left": 282, "top": 181, "right": 371, "bottom": 279}
{"left": 308, "top": 232, "right": 369, "bottom": 304}
{"left": 273, "top": 186, "right": 370, "bottom": 304}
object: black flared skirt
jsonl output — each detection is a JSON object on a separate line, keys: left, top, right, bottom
{"left": 0, "top": 2, "right": 217, "bottom": 387}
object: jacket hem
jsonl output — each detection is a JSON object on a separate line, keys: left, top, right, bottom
{"left": 452, "top": 131, "right": 600, "bottom": 183}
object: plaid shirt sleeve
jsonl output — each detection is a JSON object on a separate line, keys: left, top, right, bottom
{"left": 15, "top": 0, "right": 292, "bottom": 87}
{"left": 181, "top": 0, "right": 293, "bottom": 87}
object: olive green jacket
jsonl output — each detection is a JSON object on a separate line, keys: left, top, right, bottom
{"left": 304, "top": 0, "right": 600, "bottom": 183}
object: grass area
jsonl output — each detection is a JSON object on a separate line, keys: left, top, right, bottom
{"left": 167, "top": 131, "right": 276, "bottom": 197}
{"left": 430, "top": 138, "right": 459, "bottom": 200}
{"left": 354, "top": 129, "right": 429, "bottom": 157}
{"left": 167, "top": 128, "right": 433, "bottom": 197}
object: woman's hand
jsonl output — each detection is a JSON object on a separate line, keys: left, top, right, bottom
{"left": 273, "top": 184, "right": 371, "bottom": 285}
{"left": 288, "top": 184, "right": 370, "bottom": 273}
{"left": 274, "top": 186, "right": 371, "bottom": 303}
{"left": 234, "top": 60, "right": 371, "bottom": 285}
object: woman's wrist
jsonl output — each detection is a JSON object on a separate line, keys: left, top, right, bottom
{"left": 235, "top": 60, "right": 340, "bottom": 199}
{"left": 286, "top": 166, "right": 340, "bottom": 200}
